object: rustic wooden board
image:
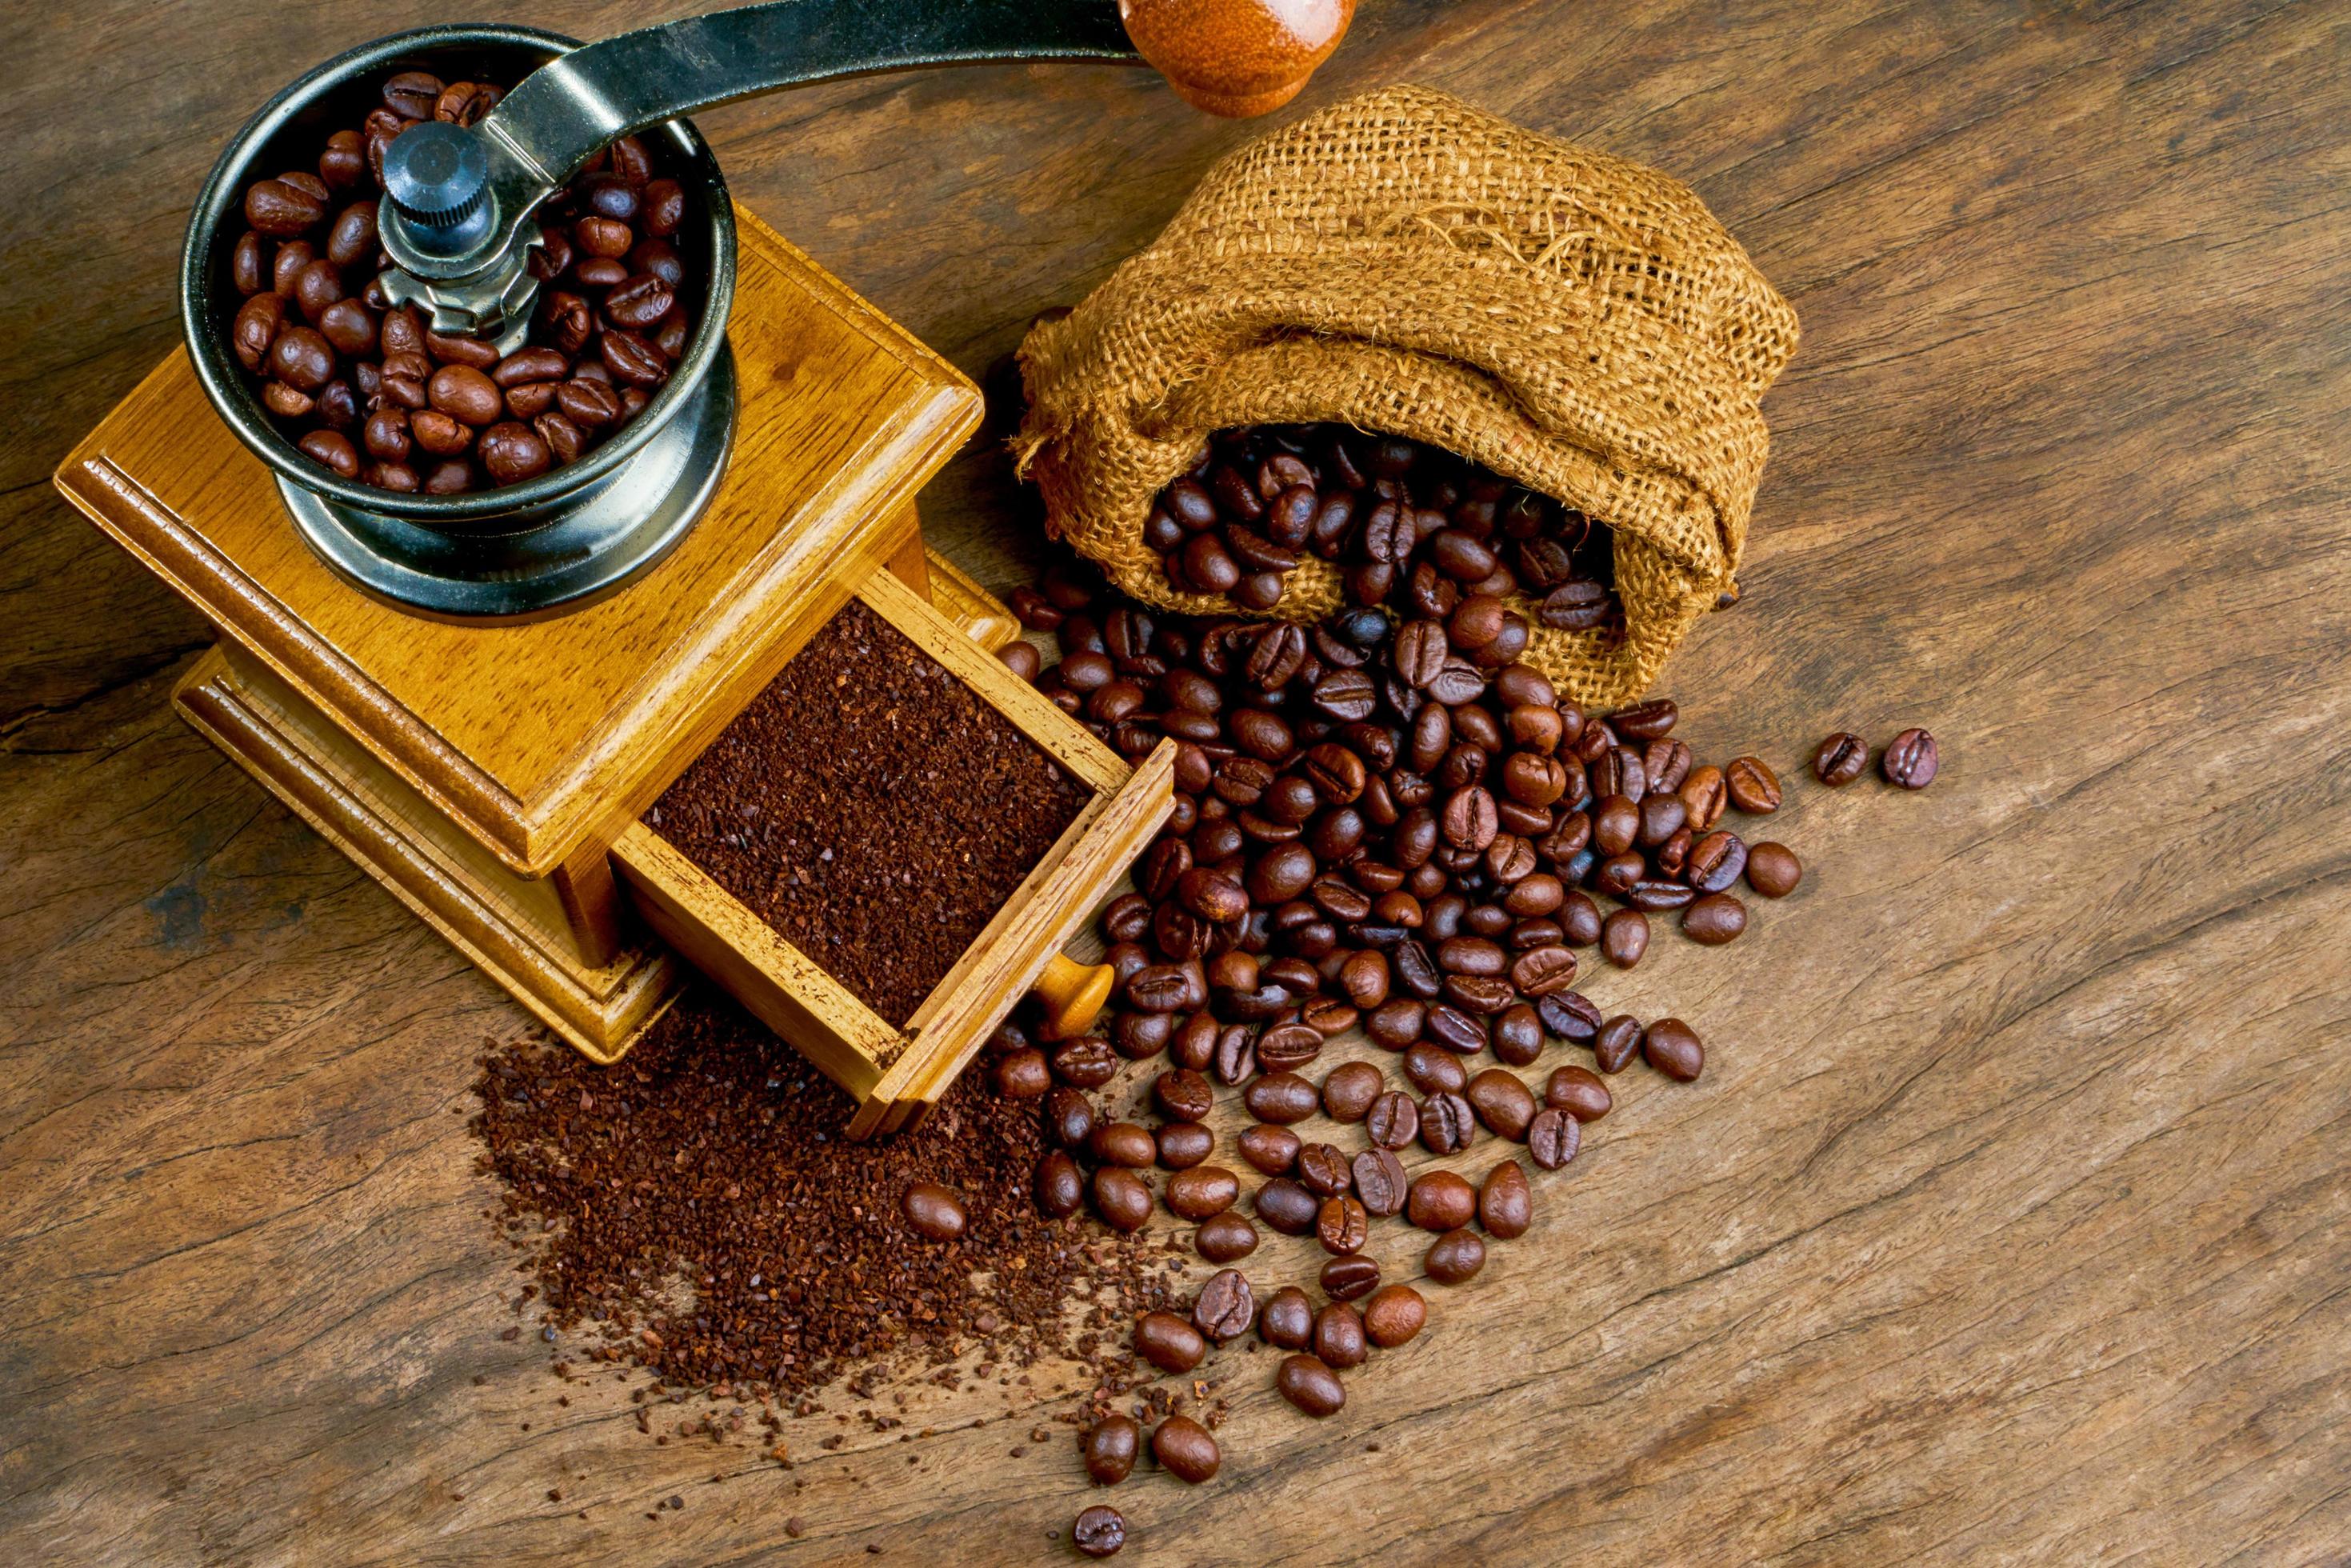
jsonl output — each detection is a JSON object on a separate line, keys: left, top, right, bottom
{"left": 3, "top": 2, "right": 2349, "bottom": 1564}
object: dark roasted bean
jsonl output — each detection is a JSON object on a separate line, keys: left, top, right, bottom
{"left": 1527, "top": 1107, "right": 1581, "bottom": 1170}
{"left": 1813, "top": 732, "right": 1869, "bottom": 786}
{"left": 1259, "top": 1285, "right": 1314, "bottom": 1349}
{"left": 1083, "top": 1416, "right": 1140, "bottom": 1485}
{"left": 1594, "top": 1014, "right": 1644, "bottom": 1074}
{"left": 1746, "top": 841, "right": 1803, "bottom": 897}
{"left": 1151, "top": 1416, "right": 1221, "bottom": 1483}
{"left": 1194, "top": 1210, "right": 1259, "bottom": 1263}
{"left": 1479, "top": 1159, "right": 1533, "bottom": 1238}
{"left": 1425, "top": 1227, "right": 1487, "bottom": 1284}
{"left": 1193, "top": 1268, "right": 1255, "bottom": 1340}
{"left": 1882, "top": 727, "right": 1940, "bottom": 788}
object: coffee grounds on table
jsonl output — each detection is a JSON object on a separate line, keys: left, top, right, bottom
{"left": 471, "top": 987, "right": 1174, "bottom": 1398}
{"left": 648, "top": 598, "right": 1091, "bottom": 1028}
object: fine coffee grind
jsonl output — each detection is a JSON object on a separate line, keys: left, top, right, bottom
{"left": 650, "top": 598, "right": 1091, "bottom": 1029}
{"left": 472, "top": 986, "right": 1177, "bottom": 1398}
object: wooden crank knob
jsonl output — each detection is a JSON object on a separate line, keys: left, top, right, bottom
{"left": 1121, "top": 0, "right": 1356, "bottom": 118}
{"left": 1033, "top": 951, "right": 1117, "bottom": 1042}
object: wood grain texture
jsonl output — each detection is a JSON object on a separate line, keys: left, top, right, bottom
{"left": 3, "top": 2, "right": 2349, "bottom": 1564}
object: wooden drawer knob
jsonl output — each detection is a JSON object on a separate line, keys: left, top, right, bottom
{"left": 1034, "top": 950, "right": 1116, "bottom": 1041}
{"left": 1122, "top": 0, "right": 1356, "bottom": 118}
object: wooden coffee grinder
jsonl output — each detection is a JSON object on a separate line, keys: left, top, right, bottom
{"left": 52, "top": 1, "right": 1348, "bottom": 1135}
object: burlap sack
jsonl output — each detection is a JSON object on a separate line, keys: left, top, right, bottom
{"left": 1014, "top": 85, "right": 1798, "bottom": 708}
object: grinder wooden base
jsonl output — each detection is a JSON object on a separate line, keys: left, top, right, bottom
{"left": 54, "top": 202, "right": 1148, "bottom": 1131}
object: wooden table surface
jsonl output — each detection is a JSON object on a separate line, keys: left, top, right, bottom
{"left": 5, "top": 2, "right": 2347, "bottom": 1562}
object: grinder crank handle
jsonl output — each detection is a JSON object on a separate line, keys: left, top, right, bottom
{"left": 379, "top": 0, "right": 1350, "bottom": 302}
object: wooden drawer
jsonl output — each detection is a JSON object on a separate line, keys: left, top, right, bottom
{"left": 612, "top": 566, "right": 1173, "bottom": 1138}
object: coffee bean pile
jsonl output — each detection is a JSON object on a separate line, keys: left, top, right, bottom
{"left": 978, "top": 558, "right": 1934, "bottom": 1534}
{"left": 1116, "top": 423, "right": 1621, "bottom": 629}
{"left": 225, "top": 70, "right": 697, "bottom": 492}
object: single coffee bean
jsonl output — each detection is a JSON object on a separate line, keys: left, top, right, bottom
{"left": 1425, "top": 1227, "right": 1487, "bottom": 1285}
{"left": 1401, "top": 1042, "right": 1466, "bottom": 1095}
{"left": 1260, "top": 1285, "right": 1314, "bottom": 1349}
{"left": 1813, "top": 731, "right": 1869, "bottom": 786}
{"left": 1193, "top": 1269, "right": 1256, "bottom": 1341}
{"left": 1491, "top": 1002, "right": 1543, "bottom": 1066}
{"left": 1045, "top": 1086, "right": 1097, "bottom": 1150}
{"left": 1594, "top": 1014, "right": 1645, "bottom": 1074}
{"left": 1321, "top": 1254, "right": 1381, "bottom": 1302}
{"left": 1419, "top": 1091, "right": 1477, "bottom": 1154}
{"left": 1746, "top": 841, "right": 1803, "bottom": 897}
{"left": 1242, "top": 1071, "right": 1318, "bottom": 1124}
{"left": 1254, "top": 1177, "right": 1320, "bottom": 1235}
{"left": 1682, "top": 891, "right": 1749, "bottom": 944}
{"left": 1090, "top": 1122, "right": 1158, "bottom": 1169}
{"left": 1157, "top": 1120, "right": 1214, "bottom": 1169}
{"left": 1237, "top": 1124, "right": 1301, "bottom": 1175}
{"left": 1256, "top": 1021, "right": 1325, "bottom": 1073}
{"left": 1725, "top": 755, "right": 1782, "bottom": 813}
{"left": 1882, "top": 726, "right": 1940, "bottom": 788}
{"left": 1194, "top": 1210, "right": 1260, "bottom": 1263}
{"left": 1479, "top": 1160, "right": 1533, "bottom": 1238}
{"left": 1680, "top": 765, "right": 1727, "bottom": 830}
{"left": 901, "top": 1182, "right": 966, "bottom": 1242}
{"left": 1083, "top": 1415, "right": 1140, "bottom": 1485}
{"left": 1037, "top": 1150, "right": 1085, "bottom": 1217}
{"left": 1685, "top": 830, "right": 1748, "bottom": 894}
{"left": 1054, "top": 1036, "right": 1120, "bottom": 1089}
{"left": 1643, "top": 1017, "right": 1705, "bottom": 1081}
{"left": 1166, "top": 1166, "right": 1240, "bottom": 1222}
{"left": 1093, "top": 1167, "right": 1154, "bottom": 1231}
{"left": 1313, "top": 1302, "right": 1369, "bottom": 1368}
{"left": 1316, "top": 1194, "right": 1369, "bottom": 1254}
{"left": 1545, "top": 1065, "right": 1612, "bottom": 1120}
{"left": 1154, "top": 1068, "right": 1214, "bottom": 1122}
{"left": 1559, "top": 890, "right": 1604, "bottom": 946}
{"left": 1361, "top": 1285, "right": 1429, "bottom": 1347}
{"left": 1465, "top": 1069, "right": 1537, "bottom": 1139}
{"left": 1151, "top": 1416, "right": 1221, "bottom": 1483}
{"left": 1509, "top": 944, "right": 1578, "bottom": 998}
{"left": 1213, "top": 1024, "right": 1257, "bottom": 1085}
{"left": 995, "top": 1048, "right": 1051, "bottom": 1098}
{"left": 1527, "top": 1107, "right": 1581, "bottom": 1169}
{"left": 1351, "top": 1149, "right": 1409, "bottom": 1217}
{"left": 1134, "top": 1311, "right": 1205, "bottom": 1372}
{"left": 1295, "top": 1142, "right": 1352, "bottom": 1198}
{"left": 1407, "top": 1169, "right": 1477, "bottom": 1232}
{"left": 1074, "top": 1506, "right": 1127, "bottom": 1558}
{"left": 1365, "top": 1091, "right": 1420, "bottom": 1150}
{"left": 1611, "top": 698, "right": 1677, "bottom": 740}
{"left": 1601, "top": 908, "right": 1649, "bottom": 968}
{"left": 1319, "top": 1060, "right": 1384, "bottom": 1122}
{"left": 1277, "top": 1353, "right": 1348, "bottom": 1418}
{"left": 1537, "top": 990, "right": 1603, "bottom": 1045}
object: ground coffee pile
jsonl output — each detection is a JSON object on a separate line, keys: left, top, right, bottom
{"left": 649, "top": 598, "right": 1091, "bottom": 1026}
{"left": 472, "top": 987, "right": 1174, "bottom": 1398}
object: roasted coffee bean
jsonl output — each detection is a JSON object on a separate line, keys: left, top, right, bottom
{"left": 1277, "top": 1353, "right": 1348, "bottom": 1417}
{"left": 1537, "top": 990, "right": 1603, "bottom": 1045}
{"left": 1425, "top": 1004, "right": 1489, "bottom": 1054}
{"left": 1193, "top": 1269, "right": 1256, "bottom": 1340}
{"left": 1254, "top": 1177, "right": 1320, "bottom": 1235}
{"left": 1194, "top": 1210, "right": 1260, "bottom": 1262}
{"left": 1611, "top": 698, "right": 1677, "bottom": 741}
{"left": 1813, "top": 732, "right": 1869, "bottom": 786}
{"left": 1626, "top": 877, "right": 1697, "bottom": 912}
{"left": 1685, "top": 830, "right": 1748, "bottom": 894}
{"left": 1545, "top": 1065, "right": 1612, "bottom": 1120}
{"left": 1593, "top": 794, "right": 1640, "bottom": 856}
{"left": 1318, "top": 1060, "right": 1383, "bottom": 1122}
{"left": 1296, "top": 1142, "right": 1352, "bottom": 1198}
{"left": 1682, "top": 892, "right": 1748, "bottom": 944}
{"left": 1237, "top": 1125, "right": 1300, "bottom": 1177}
{"left": 1154, "top": 1068, "right": 1214, "bottom": 1123}
{"left": 1558, "top": 891, "right": 1604, "bottom": 947}
{"left": 1725, "top": 755, "right": 1782, "bottom": 813}
{"left": 1541, "top": 579, "right": 1614, "bottom": 630}
{"left": 1746, "top": 841, "right": 1803, "bottom": 897}
{"left": 1083, "top": 1416, "right": 1140, "bottom": 1485}
{"left": 1045, "top": 1086, "right": 1097, "bottom": 1150}
{"left": 1509, "top": 944, "right": 1578, "bottom": 998}
{"left": 1491, "top": 1002, "right": 1543, "bottom": 1066}
{"left": 1639, "top": 792, "right": 1687, "bottom": 847}
{"left": 1157, "top": 1121, "right": 1214, "bottom": 1170}
{"left": 478, "top": 421, "right": 552, "bottom": 484}
{"left": 1351, "top": 1149, "right": 1409, "bottom": 1218}
{"left": 1074, "top": 1506, "right": 1126, "bottom": 1558}
{"left": 1093, "top": 1167, "right": 1154, "bottom": 1231}
{"left": 1114, "top": 1008, "right": 1174, "bottom": 1060}
{"left": 1417, "top": 1090, "right": 1475, "bottom": 1154}
{"left": 1594, "top": 1014, "right": 1645, "bottom": 1074}
{"left": 1680, "top": 765, "right": 1727, "bottom": 830}
{"left": 1256, "top": 1021, "right": 1323, "bottom": 1073}
{"left": 1151, "top": 1416, "right": 1221, "bottom": 1483}
{"left": 1645, "top": 738, "right": 1693, "bottom": 794}
{"left": 1136, "top": 1310, "right": 1206, "bottom": 1371}
{"left": 1527, "top": 1107, "right": 1581, "bottom": 1170}
{"left": 1401, "top": 1043, "right": 1465, "bottom": 1095}
{"left": 995, "top": 1049, "right": 1051, "bottom": 1098}
{"left": 1407, "top": 1169, "right": 1477, "bottom": 1231}
{"left": 1361, "top": 1285, "right": 1428, "bottom": 1346}
{"left": 1465, "top": 1069, "right": 1537, "bottom": 1139}
{"left": 1601, "top": 908, "right": 1649, "bottom": 968}
{"left": 1090, "top": 1121, "right": 1158, "bottom": 1169}
{"left": 1883, "top": 726, "right": 1940, "bottom": 788}
{"left": 1166, "top": 1166, "right": 1240, "bottom": 1221}
{"left": 1317, "top": 1195, "right": 1369, "bottom": 1254}
{"left": 1313, "top": 1301, "right": 1369, "bottom": 1369}
{"left": 1037, "top": 1150, "right": 1085, "bottom": 1217}
{"left": 901, "top": 1182, "right": 966, "bottom": 1242}
{"left": 1425, "top": 1227, "right": 1487, "bottom": 1285}
{"left": 1260, "top": 1285, "right": 1315, "bottom": 1349}
{"left": 1479, "top": 1159, "right": 1533, "bottom": 1238}
{"left": 1242, "top": 1072, "right": 1318, "bottom": 1124}
{"left": 1643, "top": 1018, "right": 1705, "bottom": 1081}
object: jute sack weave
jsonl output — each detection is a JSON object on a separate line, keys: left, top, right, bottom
{"left": 1014, "top": 84, "right": 1798, "bottom": 708}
